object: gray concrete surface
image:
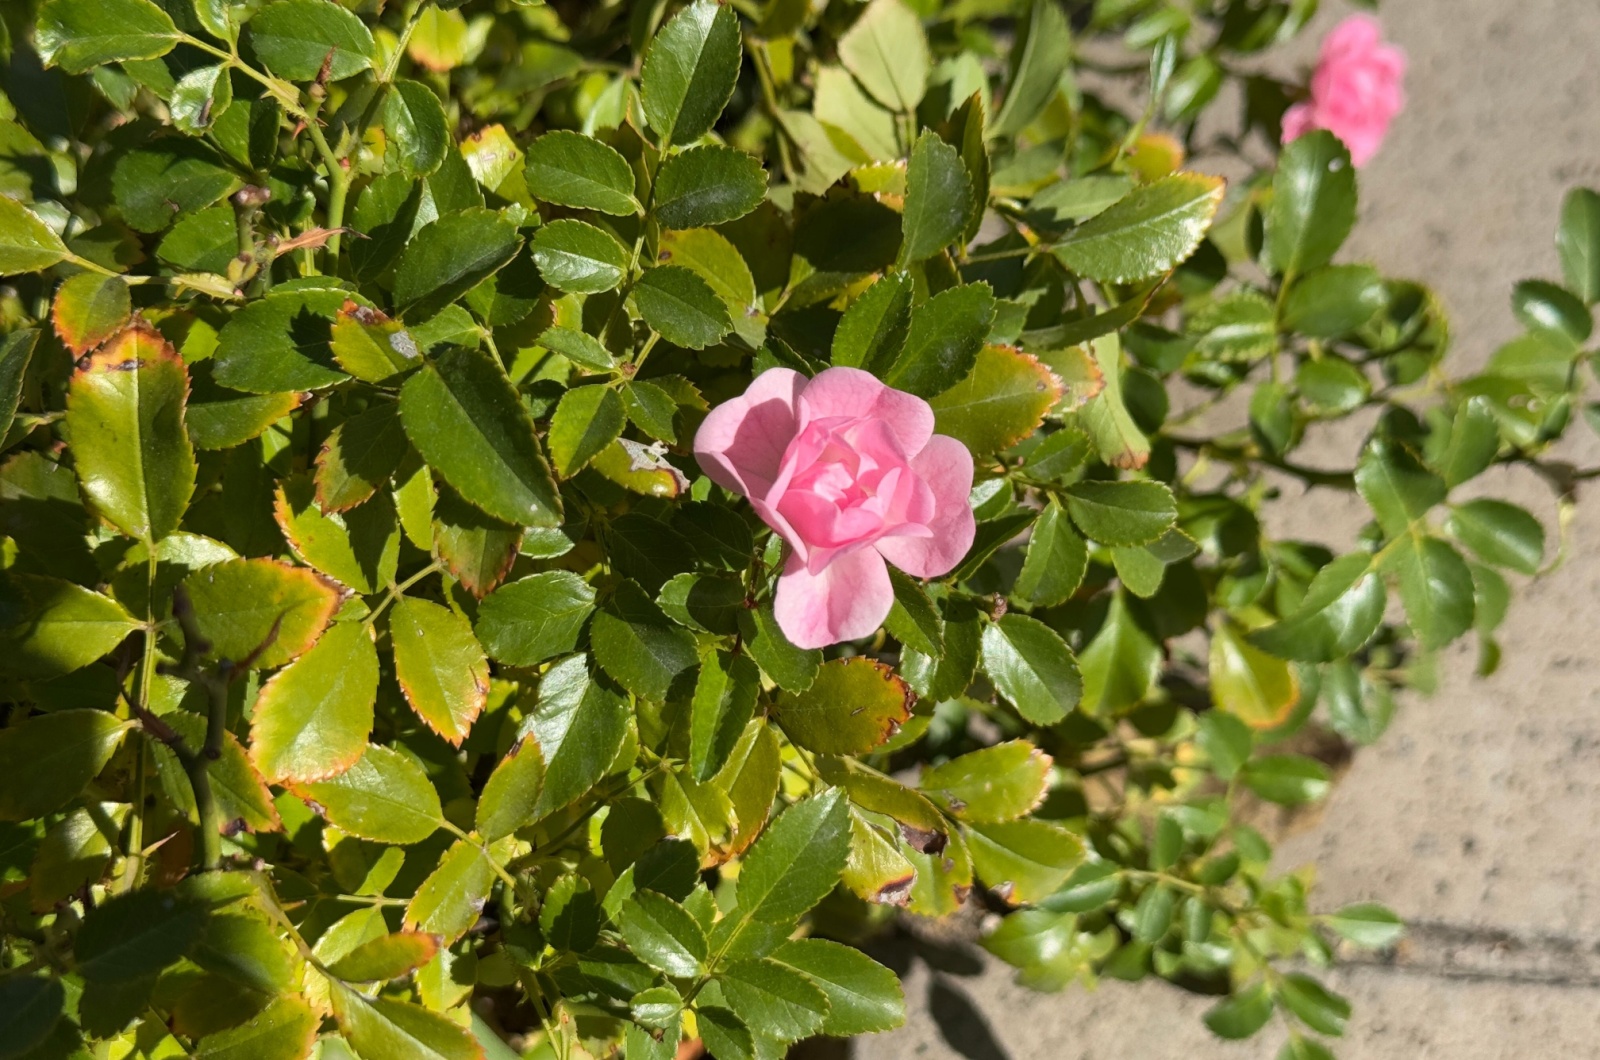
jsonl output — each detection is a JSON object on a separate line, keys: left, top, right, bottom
{"left": 852, "top": 1, "right": 1600, "bottom": 1056}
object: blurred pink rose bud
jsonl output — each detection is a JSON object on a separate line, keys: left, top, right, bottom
{"left": 1282, "top": 14, "right": 1406, "bottom": 167}
{"left": 694, "top": 367, "right": 976, "bottom": 649}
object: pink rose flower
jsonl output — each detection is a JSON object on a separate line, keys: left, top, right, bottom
{"left": 1282, "top": 14, "right": 1406, "bottom": 167}
{"left": 694, "top": 367, "right": 976, "bottom": 649}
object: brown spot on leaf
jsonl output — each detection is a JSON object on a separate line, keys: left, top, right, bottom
{"left": 873, "top": 872, "right": 915, "bottom": 907}
{"left": 899, "top": 822, "right": 948, "bottom": 855}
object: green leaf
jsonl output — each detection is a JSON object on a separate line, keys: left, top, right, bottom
{"left": 622, "top": 380, "right": 683, "bottom": 442}
{"left": 980, "top": 614, "right": 1081, "bottom": 726}
{"left": 274, "top": 474, "right": 398, "bottom": 594}
{"left": 1512, "top": 278, "right": 1592, "bottom": 343}
{"left": 635, "top": 265, "right": 731, "bottom": 349}
{"left": 332, "top": 985, "right": 480, "bottom": 1060}
{"left": 549, "top": 385, "right": 625, "bottom": 477}
{"left": 394, "top": 208, "right": 521, "bottom": 316}
{"left": 772, "top": 938, "right": 904, "bottom": 1037}
{"left": 1277, "top": 974, "right": 1350, "bottom": 1037}
{"left": 898, "top": 131, "right": 971, "bottom": 266}
{"left": 382, "top": 80, "right": 449, "bottom": 177}
{"left": 738, "top": 601, "right": 822, "bottom": 693}
{"left": 690, "top": 650, "right": 760, "bottom": 782}
{"left": 212, "top": 286, "right": 352, "bottom": 393}
{"left": 1196, "top": 711, "right": 1252, "bottom": 781}
{"left": 1283, "top": 264, "right": 1387, "bottom": 337}
{"left": 433, "top": 486, "right": 519, "bottom": 597}
{"left": 51, "top": 273, "right": 130, "bottom": 355}
{"left": 1268, "top": 130, "right": 1356, "bottom": 278}
{"left": 194, "top": 996, "right": 318, "bottom": 1060}
{"left": 1013, "top": 499, "right": 1088, "bottom": 608}
{"left": 476, "top": 738, "right": 546, "bottom": 842}
{"left": 327, "top": 932, "right": 439, "bottom": 983}
{"left": 1384, "top": 534, "right": 1475, "bottom": 649}
{"left": 1557, "top": 186, "right": 1600, "bottom": 304}
{"left": 404, "top": 839, "right": 496, "bottom": 947}
{"left": 831, "top": 273, "right": 912, "bottom": 372}
{"left": 538, "top": 324, "right": 616, "bottom": 371}
{"left": 774, "top": 658, "right": 912, "bottom": 756}
{"left": 189, "top": 911, "right": 296, "bottom": 993}
{"left": 1053, "top": 173, "right": 1223, "bottom": 284}
{"left": 1189, "top": 290, "right": 1276, "bottom": 362}
{"left": 297, "top": 744, "right": 442, "bottom": 845}
{"left": 993, "top": 0, "right": 1071, "bottom": 137}
{"left": 965, "top": 818, "right": 1084, "bottom": 904}
{"left": 524, "top": 130, "right": 638, "bottom": 215}
{"left": 1356, "top": 439, "right": 1446, "bottom": 538}
{"left": 1203, "top": 982, "right": 1274, "bottom": 1040}
{"left": 246, "top": 0, "right": 375, "bottom": 81}
{"left": 35, "top": 0, "right": 178, "bottom": 73}
{"left": 1064, "top": 480, "right": 1176, "bottom": 546}
{"left": 695, "top": 1008, "right": 754, "bottom": 1060}
{"left": 737, "top": 787, "right": 851, "bottom": 923}
{"left": 390, "top": 595, "right": 488, "bottom": 745}
{"left": 186, "top": 366, "right": 301, "bottom": 452}
{"left": 1240, "top": 754, "right": 1330, "bottom": 805}
{"left": 1249, "top": 552, "right": 1385, "bottom": 663}
{"left": 838, "top": 0, "right": 929, "bottom": 113}
{"left": 718, "top": 958, "right": 830, "bottom": 1042}
{"left": 884, "top": 567, "right": 942, "bottom": 658}
{"left": 529, "top": 219, "right": 628, "bottom": 294}
{"left": 0, "top": 197, "right": 67, "bottom": 275}
{"left": 1296, "top": 354, "right": 1370, "bottom": 416}
{"left": 0, "top": 330, "right": 38, "bottom": 442}
{"left": 250, "top": 620, "right": 378, "bottom": 784}
{"left": 654, "top": 145, "right": 766, "bottom": 230}
{"left": 65, "top": 324, "right": 196, "bottom": 543}
{"left": 1131, "top": 882, "right": 1174, "bottom": 942}
{"left": 475, "top": 571, "right": 595, "bottom": 668}
{"left": 170, "top": 64, "right": 232, "bottom": 135}
{"left": 930, "top": 344, "right": 1062, "bottom": 455}
{"left": 591, "top": 580, "right": 698, "bottom": 702}
{"left": 1447, "top": 499, "right": 1544, "bottom": 575}
{"left": 1077, "top": 590, "right": 1161, "bottom": 716}
{"left": 399, "top": 345, "right": 562, "bottom": 527}
{"left": 1324, "top": 902, "right": 1404, "bottom": 948}
{"left": 526, "top": 654, "right": 631, "bottom": 822}
{"left": 620, "top": 891, "right": 707, "bottom": 977}
{"left": 315, "top": 402, "right": 409, "bottom": 512}
{"left": 884, "top": 283, "right": 997, "bottom": 398}
{"left": 540, "top": 874, "right": 600, "bottom": 953}
{"left": 183, "top": 558, "right": 340, "bottom": 670}
{"left": 1079, "top": 333, "right": 1151, "bottom": 470}
{"left": 0, "top": 976, "right": 62, "bottom": 1060}
{"left": 658, "top": 229, "right": 764, "bottom": 349}
{"left": 0, "top": 709, "right": 128, "bottom": 821}
{"left": 76, "top": 889, "right": 207, "bottom": 981}
{"left": 640, "top": 0, "right": 741, "bottom": 147}
{"left": 0, "top": 575, "right": 139, "bottom": 680}
{"left": 1209, "top": 623, "right": 1299, "bottom": 729}
{"left": 919, "top": 740, "right": 1051, "bottom": 824}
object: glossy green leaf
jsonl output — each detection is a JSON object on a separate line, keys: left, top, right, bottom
{"left": 884, "top": 567, "right": 942, "bottom": 659}
{"left": 212, "top": 286, "right": 352, "bottom": 393}
{"left": 635, "top": 265, "right": 731, "bottom": 349}
{"left": 538, "top": 324, "right": 616, "bottom": 371}
{"left": 383, "top": 80, "right": 449, "bottom": 177}
{"left": 0, "top": 330, "right": 38, "bottom": 442}
{"left": 274, "top": 474, "right": 398, "bottom": 594}
{"left": 476, "top": 737, "right": 545, "bottom": 842}
{"left": 530, "top": 219, "right": 628, "bottom": 294}
{"left": 35, "top": 0, "right": 178, "bottom": 73}
{"left": 76, "top": 889, "right": 207, "bottom": 981}
{"left": 772, "top": 938, "right": 904, "bottom": 1037}
{"left": 332, "top": 985, "right": 480, "bottom": 1060}
{"left": 1079, "top": 333, "right": 1151, "bottom": 470}
{"left": 404, "top": 839, "right": 495, "bottom": 946}
{"left": 390, "top": 595, "right": 488, "bottom": 745}
{"left": 738, "top": 601, "right": 822, "bottom": 693}
{"left": 0, "top": 709, "right": 129, "bottom": 821}
{"left": 690, "top": 649, "right": 760, "bottom": 782}
{"left": 399, "top": 345, "right": 562, "bottom": 527}
{"left": 920, "top": 740, "right": 1051, "bottom": 824}
{"left": 1077, "top": 590, "right": 1161, "bottom": 716}
{"left": 1268, "top": 130, "right": 1356, "bottom": 278}
{"left": 884, "top": 283, "right": 997, "bottom": 398}
{"left": 1013, "top": 499, "right": 1088, "bottom": 607}
{"left": 736, "top": 787, "right": 851, "bottom": 923}
{"left": 250, "top": 620, "right": 378, "bottom": 784}
{"left": 247, "top": 0, "right": 375, "bottom": 81}
{"left": 591, "top": 579, "right": 698, "bottom": 702}
{"left": 1324, "top": 902, "right": 1405, "bottom": 948}
{"left": 183, "top": 558, "right": 340, "bottom": 670}
{"left": 1384, "top": 533, "right": 1475, "bottom": 649}
{"left": 1448, "top": 499, "right": 1544, "bottom": 574}
{"left": 0, "top": 575, "right": 139, "bottom": 680}
{"left": 1209, "top": 623, "right": 1299, "bottom": 729}
{"left": 194, "top": 996, "right": 318, "bottom": 1060}
{"left": 169, "top": 64, "right": 232, "bottom": 135}
{"left": 654, "top": 145, "right": 767, "bottom": 230}
{"left": 980, "top": 614, "right": 1081, "bottom": 725}
{"left": 640, "top": 0, "right": 741, "bottom": 147}
{"left": 838, "top": 0, "right": 929, "bottom": 113}
{"left": 718, "top": 958, "right": 830, "bottom": 1042}
{"left": 620, "top": 891, "right": 706, "bottom": 977}
{"left": 899, "top": 131, "right": 971, "bottom": 266}
{"left": 1557, "top": 186, "right": 1600, "bottom": 304}
{"left": 1064, "top": 480, "right": 1176, "bottom": 546}
{"left": 965, "top": 818, "right": 1084, "bottom": 904}
{"left": 930, "top": 344, "right": 1062, "bottom": 455}
{"left": 658, "top": 228, "right": 764, "bottom": 348}
{"left": 549, "top": 385, "right": 625, "bottom": 477}
{"left": 51, "top": 273, "right": 130, "bottom": 355}
{"left": 297, "top": 745, "right": 442, "bottom": 844}
{"left": 774, "top": 657, "right": 912, "bottom": 755}
{"left": 1296, "top": 354, "right": 1370, "bottom": 416}
{"left": 993, "top": 0, "right": 1071, "bottom": 137}
{"left": 327, "top": 932, "right": 439, "bottom": 983}
{"left": 315, "top": 402, "right": 409, "bottom": 512}
{"left": 1250, "top": 552, "right": 1385, "bottom": 662}
{"left": 526, "top": 654, "right": 631, "bottom": 822}
{"left": 696, "top": 1008, "right": 754, "bottom": 1060}
{"left": 1053, "top": 174, "right": 1223, "bottom": 284}
{"left": 394, "top": 209, "right": 521, "bottom": 316}
{"left": 1283, "top": 264, "right": 1388, "bottom": 337}
{"left": 524, "top": 130, "right": 638, "bottom": 215}
{"left": 831, "top": 272, "right": 912, "bottom": 372}
{"left": 475, "top": 571, "right": 595, "bottom": 668}
{"left": 66, "top": 324, "right": 197, "bottom": 543}
{"left": 1240, "top": 754, "right": 1330, "bottom": 805}
{"left": 540, "top": 873, "right": 600, "bottom": 952}
{"left": 1277, "top": 974, "right": 1350, "bottom": 1037}
{"left": 0, "top": 976, "right": 62, "bottom": 1059}
{"left": 1190, "top": 290, "right": 1276, "bottom": 362}
{"left": 1203, "top": 982, "right": 1274, "bottom": 1040}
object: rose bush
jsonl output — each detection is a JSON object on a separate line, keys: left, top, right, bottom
{"left": 0, "top": 1, "right": 1596, "bottom": 1059}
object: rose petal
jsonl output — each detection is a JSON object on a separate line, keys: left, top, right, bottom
{"left": 875, "top": 434, "right": 976, "bottom": 579}
{"left": 693, "top": 367, "right": 805, "bottom": 498}
{"left": 773, "top": 546, "right": 893, "bottom": 649}
{"left": 797, "top": 366, "right": 934, "bottom": 456}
